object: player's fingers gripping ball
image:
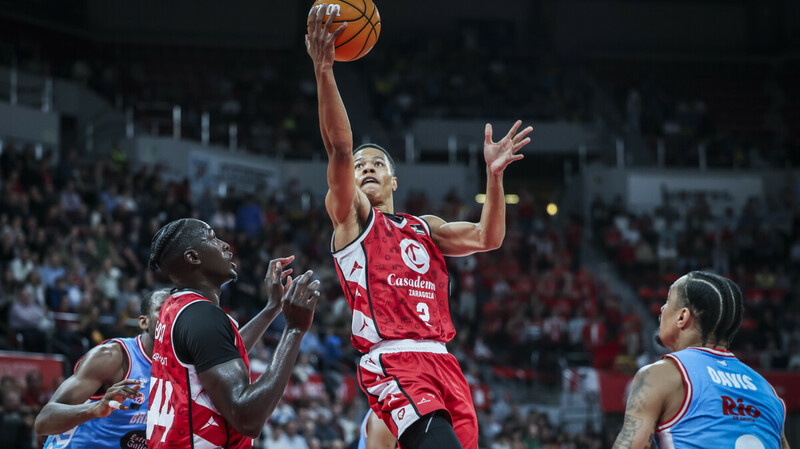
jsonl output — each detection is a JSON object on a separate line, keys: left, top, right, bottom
{"left": 307, "top": 0, "right": 381, "bottom": 61}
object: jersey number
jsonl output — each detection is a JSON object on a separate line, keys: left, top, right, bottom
{"left": 416, "top": 303, "right": 431, "bottom": 326}
{"left": 146, "top": 377, "right": 175, "bottom": 442}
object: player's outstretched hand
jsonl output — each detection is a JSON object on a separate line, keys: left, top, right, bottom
{"left": 263, "top": 255, "right": 295, "bottom": 314}
{"left": 306, "top": 3, "right": 348, "bottom": 72}
{"left": 93, "top": 379, "right": 142, "bottom": 418}
{"left": 282, "top": 270, "right": 321, "bottom": 333}
{"left": 484, "top": 120, "right": 533, "bottom": 175}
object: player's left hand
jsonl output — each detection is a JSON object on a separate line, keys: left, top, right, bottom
{"left": 483, "top": 120, "right": 532, "bottom": 175}
{"left": 282, "top": 270, "right": 321, "bottom": 333}
{"left": 263, "top": 256, "right": 295, "bottom": 313}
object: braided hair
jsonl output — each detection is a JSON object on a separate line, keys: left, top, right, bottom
{"left": 354, "top": 143, "right": 396, "bottom": 175}
{"left": 148, "top": 218, "right": 207, "bottom": 273}
{"left": 678, "top": 271, "right": 744, "bottom": 347}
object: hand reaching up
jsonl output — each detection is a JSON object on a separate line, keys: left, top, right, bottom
{"left": 282, "top": 270, "right": 321, "bottom": 333}
{"left": 306, "top": 3, "right": 348, "bottom": 73}
{"left": 263, "top": 256, "right": 295, "bottom": 314}
{"left": 484, "top": 120, "right": 533, "bottom": 175}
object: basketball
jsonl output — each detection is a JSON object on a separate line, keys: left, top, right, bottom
{"left": 307, "top": 0, "right": 381, "bottom": 62}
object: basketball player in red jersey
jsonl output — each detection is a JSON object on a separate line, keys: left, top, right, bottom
{"left": 307, "top": 8, "right": 532, "bottom": 449}
{"left": 145, "top": 218, "right": 321, "bottom": 449}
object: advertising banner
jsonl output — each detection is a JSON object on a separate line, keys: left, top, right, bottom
{"left": 0, "top": 351, "right": 67, "bottom": 391}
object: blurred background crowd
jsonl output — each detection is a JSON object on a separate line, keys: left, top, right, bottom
{"left": 1, "top": 0, "right": 800, "bottom": 448}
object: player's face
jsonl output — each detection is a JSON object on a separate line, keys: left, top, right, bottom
{"left": 142, "top": 291, "right": 168, "bottom": 336}
{"left": 657, "top": 275, "right": 687, "bottom": 350}
{"left": 354, "top": 147, "right": 396, "bottom": 202}
{"left": 199, "top": 224, "right": 238, "bottom": 284}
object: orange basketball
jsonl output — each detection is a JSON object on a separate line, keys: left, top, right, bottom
{"left": 307, "top": 0, "right": 381, "bottom": 62}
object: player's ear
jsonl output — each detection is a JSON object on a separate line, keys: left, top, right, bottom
{"left": 138, "top": 315, "right": 148, "bottom": 331}
{"left": 184, "top": 249, "right": 201, "bottom": 265}
{"left": 676, "top": 307, "right": 691, "bottom": 329}
{"left": 392, "top": 177, "right": 397, "bottom": 192}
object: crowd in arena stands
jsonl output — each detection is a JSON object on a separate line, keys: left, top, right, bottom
{"left": 591, "top": 188, "right": 800, "bottom": 371}
{"left": 0, "top": 371, "right": 48, "bottom": 449}
{"left": 591, "top": 58, "right": 800, "bottom": 169}
{"left": 6, "top": 20, "right": 800, "bottom": 169}
{"left": 1, "top": 142, "right": 624, "bottom": 448}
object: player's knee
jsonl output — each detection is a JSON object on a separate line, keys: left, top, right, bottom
{"left": 399, "top": 411, "right": 463, "bottom": 449}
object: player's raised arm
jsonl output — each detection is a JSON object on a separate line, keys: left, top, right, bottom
{"left": 306, "top": 5, "right": 363, "bottom": 225}
{"left": 197, "top": 271, "right": 320, "bottom": 438}
{"left": 425, "top": 120, "right": 532, "bottom": 257}
{"left": 34, "top": 344, "right": 139, "bottom": 435}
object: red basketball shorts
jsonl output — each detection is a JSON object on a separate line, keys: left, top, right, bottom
{"left": 357, "top": 340, "right": 478, "bottom": 449}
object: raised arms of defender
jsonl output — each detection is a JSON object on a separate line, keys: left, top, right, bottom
{"left": 195, "top": 271, "right": 320, "bottom": 438}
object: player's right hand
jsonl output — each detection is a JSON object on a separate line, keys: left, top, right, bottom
{"left": 93, "top": 379, "right": 141, "bottom": 418}
{"left": 306, "top": 3, "right": 348, "bottom": 72}
{"left": 281, "top": 270, "right": 321, "bottom": 333}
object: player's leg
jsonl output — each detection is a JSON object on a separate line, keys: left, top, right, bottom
{"left": 358, "top": 351, "right": 456, "bottom": 447}
{"left": 438, "top": 354, "right": 479, "bottom": 449}
{"left": 398, "top": 410, "right": 463, "bottom": 449}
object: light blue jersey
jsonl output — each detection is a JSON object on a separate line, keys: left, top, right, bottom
{"left": 655, "top": 347, "right": 785, "bottom": 449}
{"left": 44, "top": 336, "right": 152, "bottom": 449}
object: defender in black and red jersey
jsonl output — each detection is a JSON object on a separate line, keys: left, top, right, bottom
{"left": 306, "top": 8, "right": 533, "bottom": 449}
{"left": 145, "top": 218, "right": 321, "bottom": 449}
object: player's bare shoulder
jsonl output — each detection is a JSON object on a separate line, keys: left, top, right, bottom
{"left": 628, "top": 358, "right": 684, "bottom": 419}
{"left": 641, "top": 358, "right": 683, "bottom": 386}
{"left": 76, "top": 341, "right": 128, "bottom": 383}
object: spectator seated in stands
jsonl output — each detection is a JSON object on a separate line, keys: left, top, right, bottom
{"left": 8, "top": 289, "right": 50, "bottom": 352}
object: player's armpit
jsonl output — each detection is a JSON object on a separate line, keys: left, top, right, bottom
{"left": 782, "top": 431, "right": 790, "bottom": 449}
{"left": 612, "top": 361, "right": 677, "bottom": 449}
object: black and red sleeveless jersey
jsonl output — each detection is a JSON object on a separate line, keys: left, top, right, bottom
{"left": 146, "top": 291, "right": 252, "bottom": 449}
{"left": 332, "top": 208, "right": 455, "bottom": 352}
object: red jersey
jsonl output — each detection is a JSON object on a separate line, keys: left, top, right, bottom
{"left": 147, "top": 291, "right": 252, "bottom": 449}
{"left": 332, "top": 208, "right": 455, "bottom": 352}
